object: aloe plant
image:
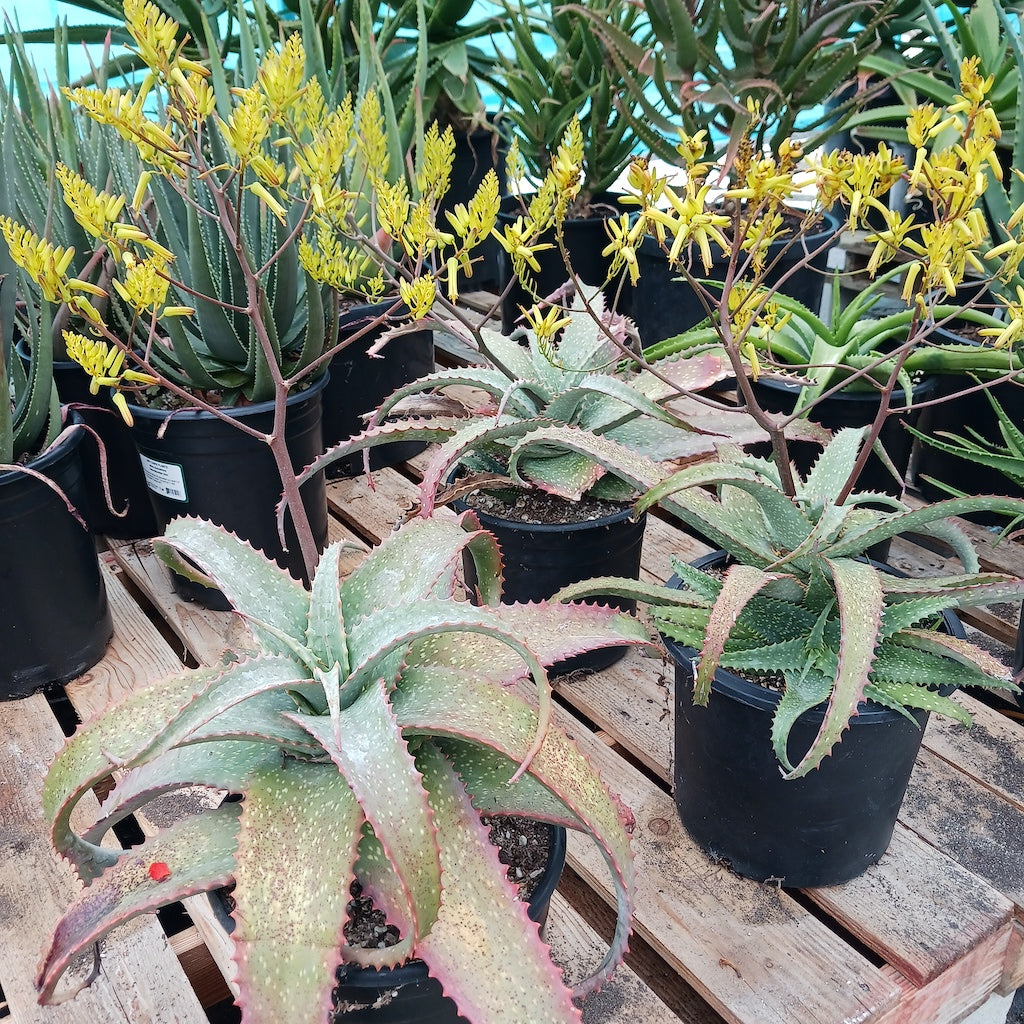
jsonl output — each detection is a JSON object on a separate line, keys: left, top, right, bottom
{"left": 292, "top": 290, "right": 768, "bottom": 515}
{"left": 38, "top": 515, "right": 644, "bottom": 1023}
{"left": 557, "top": 427, "right": 1024, "bottom": 778}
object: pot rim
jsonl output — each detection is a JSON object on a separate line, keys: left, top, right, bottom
{"left": 126, "top": 369, "right": 329, "bottom": 423}
{"left": 0, "top": 410, "right": 84, "bottom": 488}
{"left": 453, "top": 494, "right": 644, "bottom": 535}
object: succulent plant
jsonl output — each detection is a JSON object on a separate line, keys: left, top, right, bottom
{"left": 37, "top": 515, "right": 644, "bottom": 1024}
{"left": 292, "top": 288, "right": 813, "bottom": 518}
{"left": 557, "top": 427, "right": 1024, "bottom": 778}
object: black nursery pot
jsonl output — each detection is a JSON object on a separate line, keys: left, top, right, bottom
{"left": 632, "top": 213, "right": 841, "bottom": 349}
{"left": 0, "top": 420, "right": 113, "bottom": 698}
{"left": 208, "top": 825, "right": 566, "bottom": 1024}
{"left": 322, "top": 303, "right": 435, "bottom": 478}
{"left": 17, "top": 341, "right": 157, "bottom": 538}
{"left": 496, "top": 193, "right": 632, "bottom": 335}
{"left": 455, "top": 498, "right": 647, "bottom": 676}
{"left": 665, "top": 551, "right": 964, "bottom": 888}
{"left": 129, "top": 376, "right": 329, "bottom": 609}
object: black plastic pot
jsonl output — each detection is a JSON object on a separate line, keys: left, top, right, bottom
{"left": 633, "top": 213, "right": 841, "bottom": 349}
{"left": 0, "top": 419, "right": 113, "bottom": 698}
{"left": 665, "top": 551, "right": 964, "bottom": 888}
{"left": 750, "top": 373, "right": 940, "bottom": 499}
{"left": 208, "top": 823, "right": 566, "bottom": 1024}
{"left": 438, "top": 117, "right": 508, "bottom": 291}
{"left": 17, "top": 341, "right": 157, "bottom": 538}
{"left": 455, "top": 498, "right": 647, "bottom": 676}
{"left": 496, "top": 193, "right": 632, "bottom": 335}
{"left": 322, "top": 303, "right": 435, "bottom": 478}
{"left": 129, "top": 376, "right": 329, "bottom": 609}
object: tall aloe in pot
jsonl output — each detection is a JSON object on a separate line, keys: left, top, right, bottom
{"left": 38, "top": 515, "right": 643, "bottom": 1022}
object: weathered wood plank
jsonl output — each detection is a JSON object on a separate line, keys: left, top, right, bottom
{"left": 0, "top": 695, "right": 208, "bottom": 1024}
{"left": 873, "top": 929, "right": 1012, "bottom": 1024}
{"left": 807, "top": 824, "right": 1013, "bottom": 988}
{"left": 548, "top": 698, "right": 903, "bottom": 1024}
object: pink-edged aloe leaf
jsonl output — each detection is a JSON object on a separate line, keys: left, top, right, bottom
{"left": 231, "top": 760, "right": 363, "bottom": 1024}
{"left": 156, "top": 518, "right": 309, "bottom": 658}
{"left": 414, "top": 742, "right": 581, "bottom": 1024}
{"left": 880, "top": 576, "right": 1024, "bottom": 637}
{"left": 37, "top": 804, "right": 241, "bottom": 1004}
{"left": 546, "top": 373, "right": 693, "bottom": 432}
{"left": 504, "top": 424, "right": 667, "bottom": 497}
{"left": 45, "top": 655, "right": 308, "bottom": 880}
{"left": 696, "top": 565, "right": 788, "bottom": 705}
{"left": 460, "top": 512, "right": 505, "bottom": 605}
{"left": 82, "top": 740, "right": 281, "bottom": 844}
{"left": 287, "top": 678, "right": 441, "bottom": 948}
{"left": 895, "top": 628, "right": 1018, "bottom": 684}
{"left": 783, "top": 558, "right": 884, "bottom": 779}
{"left": 344, "top": 598, "right": 553, "bottom": 780}
{"left": 372, "top": 366, "right": 540, "bottom": 421}
{"left": 405, "top": 600, "right": 651, "bottom": 687}
{"left": 340, "top": 512, "right": 483, "bottom": 619}
{"left": 827, "top": 495, "right": 1024, "bottom": 567}
{"left": 515, "top": 448, "right": 608, "bottom": 500}
{"left": 553, "top": 575, "right": 704, "bottom": 607}
{"left": 392, "top": 667, "right": 634, "bottom": 997}
{"left": 415, "top": 417, "right": 560, "bottom": 517}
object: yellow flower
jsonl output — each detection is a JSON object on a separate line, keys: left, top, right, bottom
{"left": 399, "top": 275, "right": 436, "bottom": 320}
{"left": 63, "top": 331, "right": 159, "bottom": 425}
{"left": 522, "top": 303, "right": 573, "bottom": 342}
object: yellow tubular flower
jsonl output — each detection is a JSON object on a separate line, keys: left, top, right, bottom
{"left": 56, "top": 164, "right": 126, "bottom": 240}
{"left": 258, "top": 33, "right": 306, "bottom": 115}
{"left": 523, "top": 303, "right": 573, "bottom": 342}
{"left": 63, "top": 331, "right": 158, "bottom": 424}
{"left": 399, "top": 275, "right": 436, "bottom": 320}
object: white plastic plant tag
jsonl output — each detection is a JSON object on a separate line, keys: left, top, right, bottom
{"left": 140, "top": 455, "right": 188, "bottom": 502}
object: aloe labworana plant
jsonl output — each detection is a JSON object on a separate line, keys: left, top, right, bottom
{"left": 557, "top": 428, "right": 1024, "bottom": 779}
{"left": 38, "top": 515, "right": 644, "bottom": 1024}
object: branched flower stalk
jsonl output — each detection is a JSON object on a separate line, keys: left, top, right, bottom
{"left": 605, "top": 58, "right": 1024, "bottom": 500}
{"left": 1, "top": 0, "right": 559, "bottom": 580}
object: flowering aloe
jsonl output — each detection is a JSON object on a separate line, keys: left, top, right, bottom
{"left": 38, "top": 515, "right": 644, "bottom": 1024}
{"left": 558, "top": 428, "right": 1024, "bottom": 778}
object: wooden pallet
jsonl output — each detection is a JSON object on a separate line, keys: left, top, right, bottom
{"left": 5, "top": 448, "right": 1024, "bottom": 1022}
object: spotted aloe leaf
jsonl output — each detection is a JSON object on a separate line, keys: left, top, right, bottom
{"left": 393, "top": 665, "right": 634, "bottom": 996}
{"left": 779, "top": 558, "right": 883, "bottom": 778}
{"left": 37, "top": 805, "right": 242, "bottom": 1002}
{"left": 415, "top": 744, "right": 581, "bottom": 1024}
{"left": 695, "top": 565, "right": 794, "bottom": 705}
{"left": 230, "top": 761, "right": 364, "bottom": 1024}
{"left": 289, "top": 679, "right": 441, "bottom": 949}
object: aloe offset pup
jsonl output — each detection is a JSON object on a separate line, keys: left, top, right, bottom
{"left": 38, "top": 515, "right": 643, "bottom": 1023}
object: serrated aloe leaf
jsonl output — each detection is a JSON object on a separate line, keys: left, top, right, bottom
{"left": 345, "top": 598, "right": 553, "bottom": 777}
{"left": 515, "top": 448, "right": 607, "bottom": 499}
{"left": 43, "top": 664, "right": 230, "bottom": 880}
{"left": 414, "top": 743, "right": 581, "bottom": 1024}
{"left": 392, "top": 668, "right": 634, "bottom": 996}
{"left": 801, "top": 427, "right": 868, "bottom": 505}
{"left": 896, "top": 628, "right": 1018, "bottom": 685}
{"left": 288, "top": 678, "right": 441, "bottom": 944}
{"left": 231, "top": 761, "right": 363, "bottom": 1024}
{"left": 157, "top": 518, "right": 309, "bottom": 657}
{"left": 345, "top": 828, "right": 415, "bottom": 968}
{"left": 771, "top": 665, "right": 835, "bottom": 773}
{"left": 37, "top": 805, "right": 241, "bottom": 1003}
{"left": 82, "top": 740, "right": 280, "bottom": 843}
{"left": 340, "top": 513, "right": 478, "bottom": 621}
{"left": 306, "top": 541, "right": 351, "bottom": 679}
{"left": 554, "top": 575, "right": 697, "bottom": 606}
{"left": 410, "top": 600, "right": 651, "bottom": 680}
{"left": 375, "top": 366, "right": 540, "bottom": 421}
{"left": 865, "top": 681, "right": 973, "bottom": 724}
{"left": 696, "top": 565, "right": 788, "bottom": 705}
{"left": 460, "top": 515, "right": 505, "bottom": 606}
{"left": 784, "top": 559, "right": 883, "bottom": 779}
